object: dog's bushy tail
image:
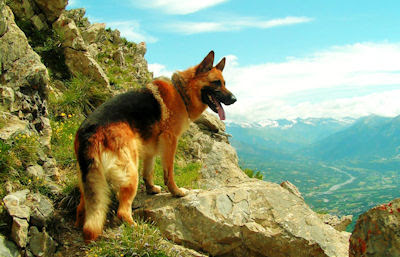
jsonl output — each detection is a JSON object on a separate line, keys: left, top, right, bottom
{"left": 82, "top": 170, "right": 110, "bottom": 242}
{"left": 75, "top": 127, "right": 110, "bottom": 242}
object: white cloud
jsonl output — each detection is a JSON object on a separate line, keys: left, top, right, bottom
{"left": 226, "top": 90, "right": 400, "bottom": 122}
{"left": 107, "top": 21, "right": 157, "bottom": 43}
{"left": 148, "top": 63, "right": 174, "bottom": 78}
{"left": 221, "top": 42, "right": 400, "bottom": 122}
{"left": 167, "top": 16, "right": 313, "bottom": 34}
{"left": 135, "top": 0, "right": 227, "bottom": 15}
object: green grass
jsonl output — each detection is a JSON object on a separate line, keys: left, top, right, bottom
{"left": 243, "top": 168, "right": 264, "bottom": 180}
{"left": 50, "top": 114, "right": 83, "bottom": 168}
{"left": 86, "top": 221, "right": 173, "bottom": 257}
{"left": 152, "top": 159, "right": 202, "bottom": 190}
{"left": 0, "top": 134, "right": 53, "bottom": 199}
{"left": 48, "top": 75, "right": 111, "bottom": 116}
{"left": 0, "top": 133, "right": 40, "bottom": 173}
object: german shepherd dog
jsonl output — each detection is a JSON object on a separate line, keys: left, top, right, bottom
{"left": 74, "top": 51, "right": 236, "bottom": 242}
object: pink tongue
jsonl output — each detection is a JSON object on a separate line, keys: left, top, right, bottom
{"left": 215, "top": 99, "right": 225, "bottom": 120}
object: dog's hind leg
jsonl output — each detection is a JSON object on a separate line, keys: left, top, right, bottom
{"left": 82, "top": 162, "right": 110, "bottom": 243}
{"left": 75, "top": 183, "right": 85, "bottom": 228}
{"left": 143, "top": 154, "right": 161, "bottom": 194}
{"left": 106, "top": 141, "right": 139, "bottom": 225}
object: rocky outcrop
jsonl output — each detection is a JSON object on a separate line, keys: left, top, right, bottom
{"left": 349, "top": 198, "right": 400, "bottom": 257}
{"left": 183, "top": 112, "right": 248, "bottom": 189}
{"left": 140, "top": 179, "right": 350, "bottom": 257}
{"left": 318, "top": 213, "right": 352, "bottom": 232}
{"left": 33, "top": 0, "right": 67, "bottom": 23}
{"left": 3, "top": 190, "right": 57, "bottom": 257}
{"left": 53, "top": 12, "right": 110, "bottom": 87}
{"left": 0, "top": 1, "right": 51, "bottom": 150}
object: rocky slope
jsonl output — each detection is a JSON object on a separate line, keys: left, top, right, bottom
{"left": 1, "top": 1, "right": 399, "bottom": 257}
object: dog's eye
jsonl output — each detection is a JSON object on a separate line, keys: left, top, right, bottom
{"left": 211, "top": 80, "right": 222, "bottom": 87}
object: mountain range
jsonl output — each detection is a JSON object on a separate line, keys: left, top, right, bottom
{"left": 226, "top": 115, "right": 400, "bottom": 162}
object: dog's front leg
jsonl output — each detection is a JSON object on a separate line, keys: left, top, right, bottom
{"left": 160, "top": 133, "right": 187, "bottom": 197}
{"left": 143, "top": 154, "right": 161, "bottom": 194}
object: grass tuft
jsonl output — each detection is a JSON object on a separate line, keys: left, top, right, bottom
{"left": 152, "top": 159, "right": 202, "bottom": 190}
{"left": 86, "top": 221, "right": 172, "bottom": 257}
{"left": 50, "top": 114, "right": 83, "bottom": 168}
{"left": 48, "top": 75, "right": 111, "bottom": 116}
{"left": 243, "top": 168, "right": 264, "bottom": 180}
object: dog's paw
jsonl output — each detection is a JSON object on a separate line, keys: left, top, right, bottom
{"left": 146, "top": 185, "right": 162, "bottom": 195}
{"left": 172, "top": 187, "right": 189, "bottom": 197}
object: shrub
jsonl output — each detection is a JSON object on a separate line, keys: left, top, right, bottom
{"left": 48, "top": 75, "right": 111, "bottom": 116}
{"left": 244, "top": 168, "right": 264, "bottom": 180}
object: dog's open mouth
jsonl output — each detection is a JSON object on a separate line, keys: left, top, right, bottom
{"left": 201, "top": 87, "right": 236, "bottom": 120}
{"left": 208, "top": 93, "right": 225, "bottom": 120}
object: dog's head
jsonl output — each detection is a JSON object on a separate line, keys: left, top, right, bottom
{"left": 195, "top": 51, "right": 236, "bottom": 120}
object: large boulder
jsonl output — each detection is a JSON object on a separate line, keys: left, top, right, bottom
{"left": 53, "top": 13, "right": 109, "bottom": 87}
{"left": 140, "top": 179, "right": 350, "bottom": 257}
{"left": 0, "top": 2, "right": 51, "bottom": 150}
{"left": 349, "top": 198, "right": 400, "bottom": 257}
{"left": 0, "top": 5, "right": 49, "bottom": 93}
{"left": 184, "top": 112, "right": 247, "bottom": 189}
{"left": 33, "top": 0, "right": 67, "bottom": 23}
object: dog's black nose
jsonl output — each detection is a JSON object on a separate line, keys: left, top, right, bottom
{"left": 226, "top": 94, "right": 237, "bottom": 105}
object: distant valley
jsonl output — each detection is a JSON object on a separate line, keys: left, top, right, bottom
{"left": 226, "top": 115, "right": 400, "bottom": 231}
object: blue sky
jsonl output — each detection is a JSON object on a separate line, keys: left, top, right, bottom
{"left": 68, "top": 0, "right": 400, "bottom": 122}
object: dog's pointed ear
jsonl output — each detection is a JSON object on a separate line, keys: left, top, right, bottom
{"left": 215, "top": 57, "right": 226, "bottom": 71}
{"left": 196, "top": 50, "right": 214, "bottom": 75}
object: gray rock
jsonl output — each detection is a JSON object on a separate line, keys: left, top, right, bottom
{"left": 0, "top": 234, "right": 20, "bottom": 257}
{"left": 194, "top": 112, "right": 225, "bottom": 133}
{"left": 26, "top": 165, "right": 45, "bottom": 179}
{"left": 64, "top": 8, "right": 90, "bottom": 28}
{"left": 0, "top": 5, "right": 49, "bottom": 91}
{"left": 26, "top": 193, "right": 54, "bottom": 228}
{"left": 11, "top": 217, "right": 29, "bottom": 248}
{"left": 0, "top": 0, "right": 7, "bottom": 36}
{"left": 81, "top": 23, "right": 106, "bottom": 44}
{"left": 64, "top": 47, "right": 110, "bottom": 87}
{"left": 318, "top": 213, "right": 352, "bottom": 232}
{"left": 0, "top": 113, "right": 29, "bottom": 140}
{"left": 53, "top": 14, "right": 110, "bottom": 87}
{"left": 38, "top": 116, "right": 52, "bottom": 151}
{"left": 52, "top": 14, "right": 87, "bottom": 51}
{"left": 3, "top": 190, "right": 31, "bottom": 220}
{"left": 280, "top": 180, "right": 304, "bottom": 200}
{"left": 0, "top": 87, "right": 14, "bottom": 110}
{"left": 182, "top": 115, "right": 247, "bottom": 189}
{"left": 350, "top": 198, "right": 400, "bottom": 257}
{"left": 33, "top": 0, "right": 67, "bottom": 22}
{"left": 30, "top": 14, "right": 48, "bottom": 31}
{"left": 136, "top": 41, "right": 147, "bottom": 55}
{"left": 141, "top": 179, "right": 350, "bottom": 257}
{"left": 7, "top": 0, "right": 37, "bottom": 21}
{"left": 110, "top": 29, "right": 120, "bottom": 44}
{"left": 112, "top": 48, "right": 125, "bottom": 66}
{"left": 28, "top": 227, "right": 57, "bottom": 257}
